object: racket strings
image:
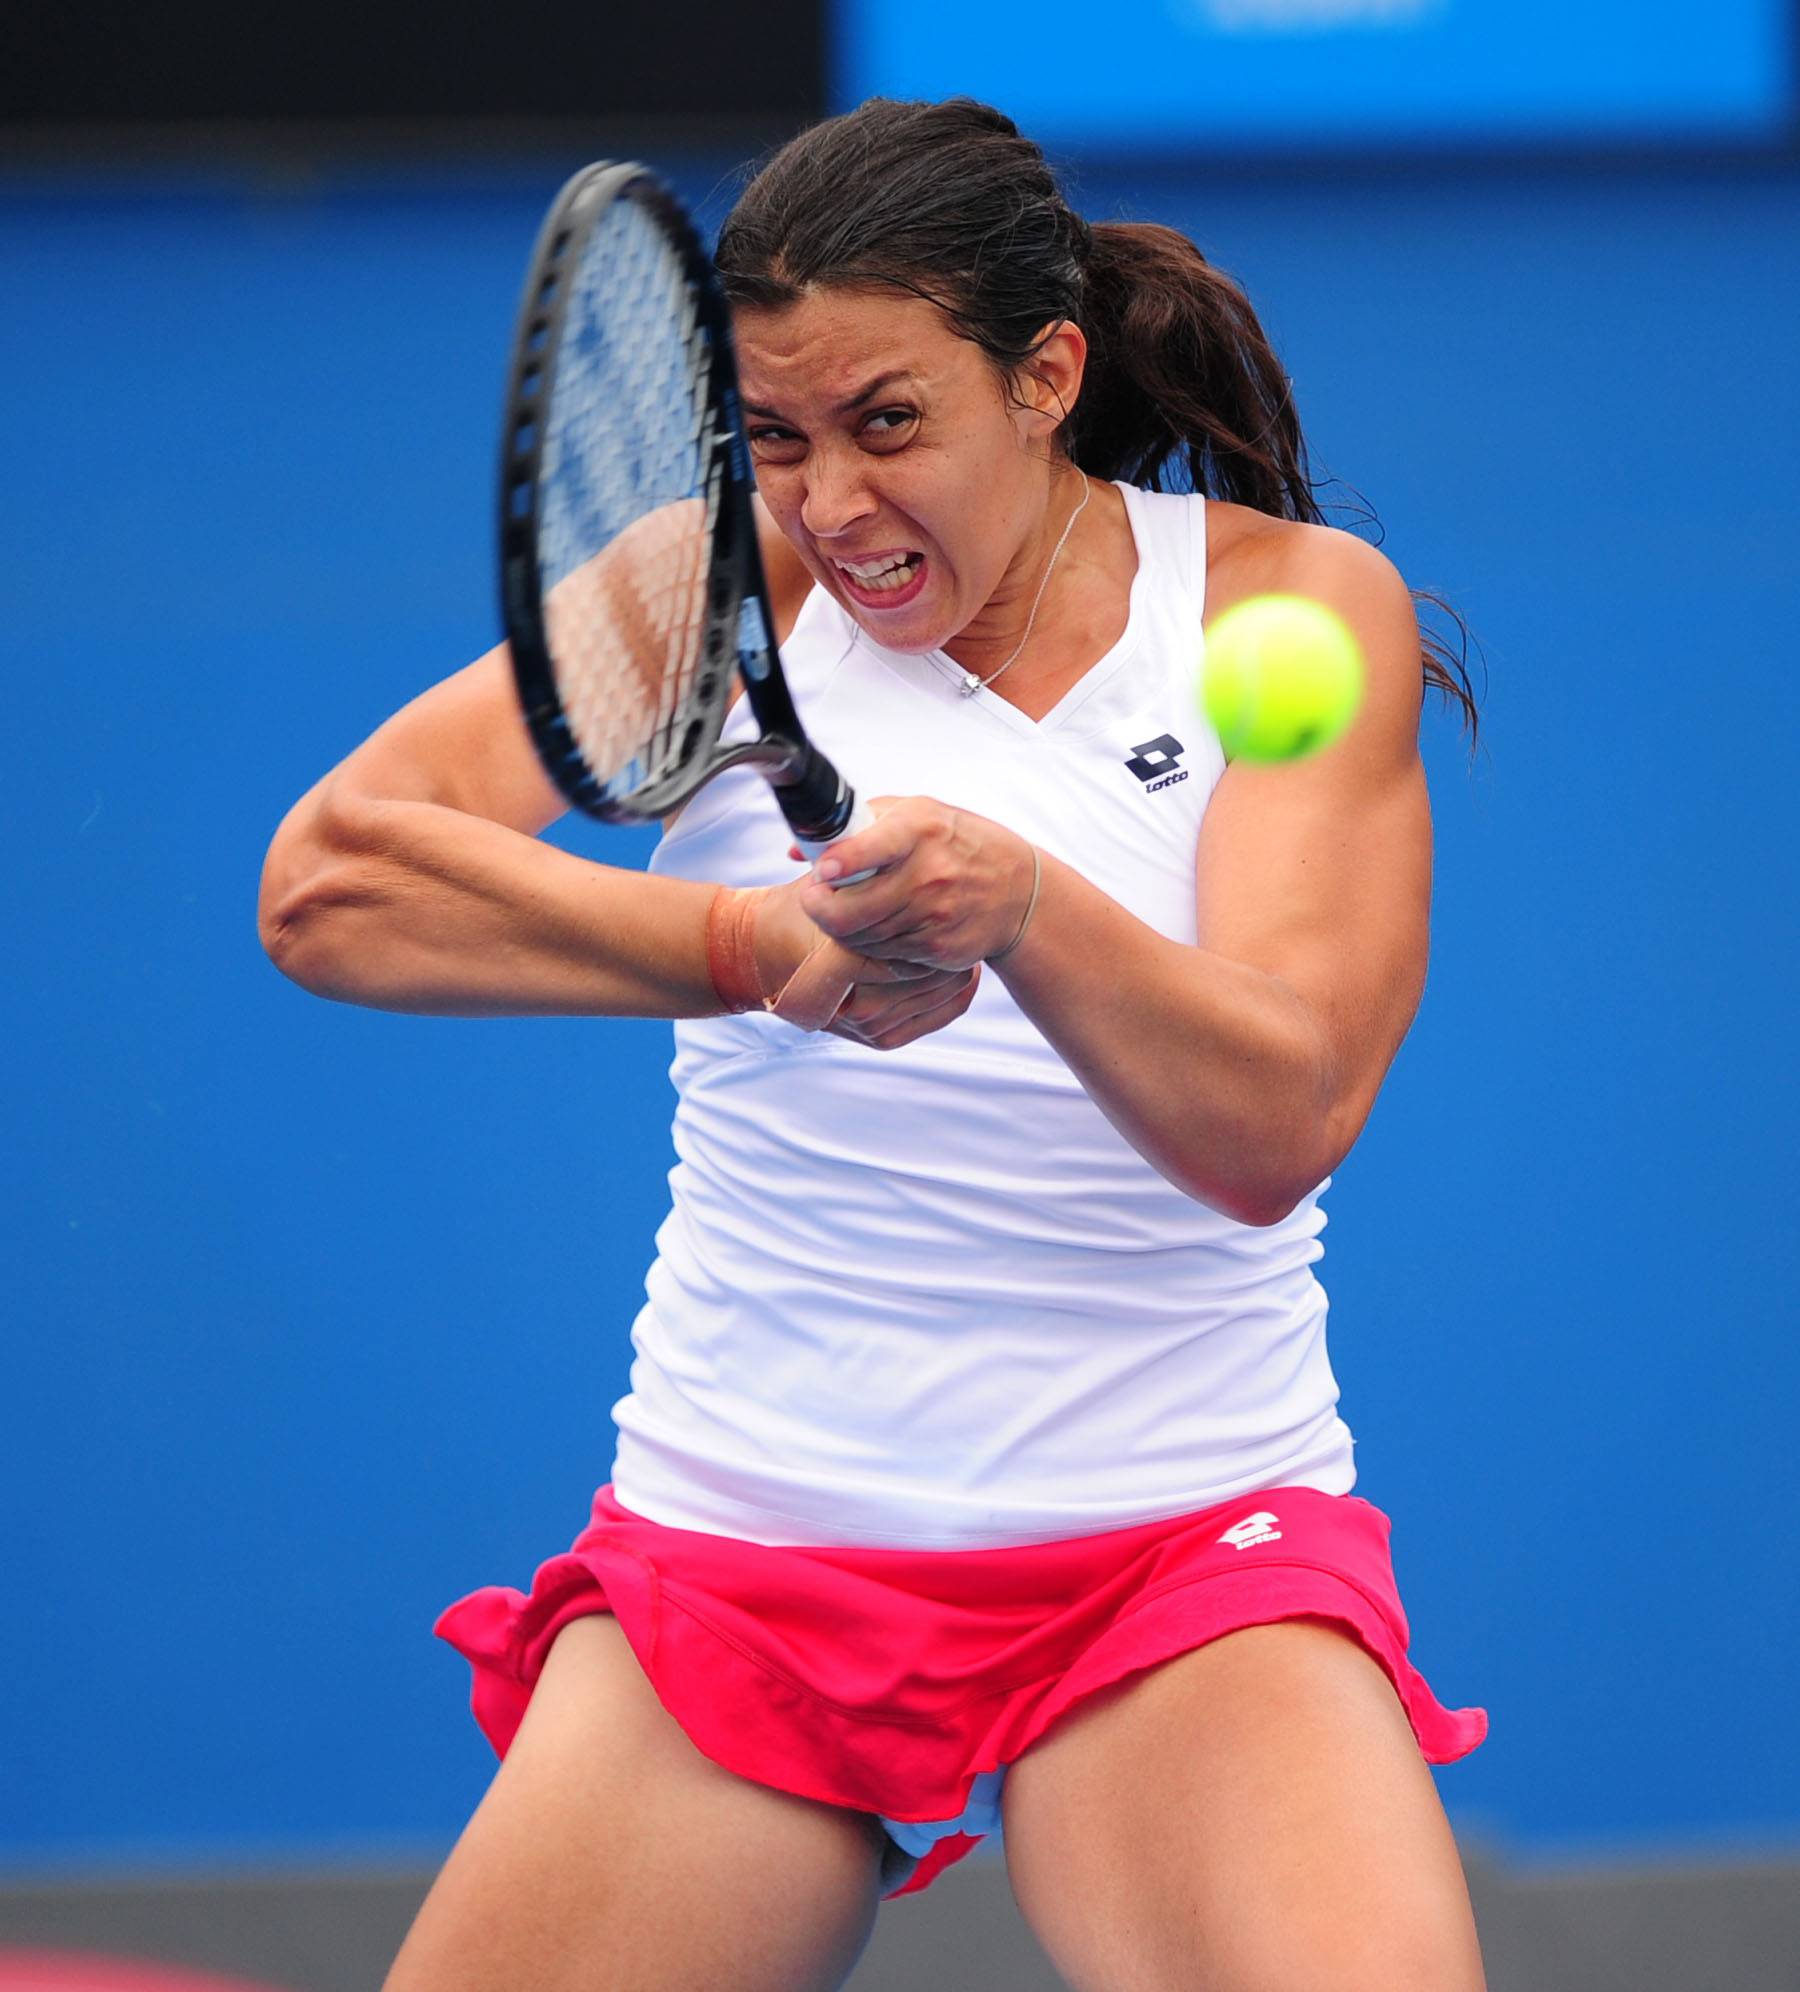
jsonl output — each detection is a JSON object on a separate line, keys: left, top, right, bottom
{"left": 537, "top": 194, "right": 727, "bottom": 799}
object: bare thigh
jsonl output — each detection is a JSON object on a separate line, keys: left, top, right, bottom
{"left": 1002, "top": 1619, "right": 1487, "bottom": 1992}
{"left": 383, "top": 1613, "right": 891, "bottom": 1992}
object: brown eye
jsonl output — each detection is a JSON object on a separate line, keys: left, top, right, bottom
{"left": 862, "top": 408, "right": 917, "bottom": 446}
{"left": 748, "top": 426, "right": 804, "bottom": 462}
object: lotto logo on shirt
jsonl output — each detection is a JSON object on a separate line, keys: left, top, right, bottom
{"left": 1124, "top": 735, "right": 1189, "bottom": 792}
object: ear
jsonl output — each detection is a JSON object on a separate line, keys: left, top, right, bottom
{"left": 1014, "top": 319, "right": 1088, "bottom": 444}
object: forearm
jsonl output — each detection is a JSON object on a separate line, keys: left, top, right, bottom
{"left": 259, "top": 783, "right": 722, "bottom": 1018}
{"left": 991, "top": 849, "right": 1330, "bottom": 1224}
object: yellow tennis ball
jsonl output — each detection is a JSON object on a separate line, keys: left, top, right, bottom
{"left": 1201, "top": 593, "right": 1365, "bottom": 763}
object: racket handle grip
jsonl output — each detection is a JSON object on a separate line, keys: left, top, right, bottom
{"left": 794, "top": 794, "right": 880, "bottom": 886}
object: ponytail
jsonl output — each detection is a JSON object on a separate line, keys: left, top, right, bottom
{"left": 1072, "top": 222, "right": 1312, "bottom": 518}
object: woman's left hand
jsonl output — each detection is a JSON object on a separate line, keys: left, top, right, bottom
{"left": 788, "top": 797, "right": 1037, "bottom": 973}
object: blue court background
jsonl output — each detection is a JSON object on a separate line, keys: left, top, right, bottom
{"left": 4, "top": 149, "right": 1797, "bottom": 1876}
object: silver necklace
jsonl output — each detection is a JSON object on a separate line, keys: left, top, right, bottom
{"left": 958, "top": 474, "right": 1092, "bottom": 697}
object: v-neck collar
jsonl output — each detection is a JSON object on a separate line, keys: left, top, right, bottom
{"left": 886, "top": 480, "right": 1153, "bottom": 738}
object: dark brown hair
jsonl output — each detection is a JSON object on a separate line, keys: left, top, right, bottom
{"left": 717, "top": 95, "right": 1483, "bottom": 754}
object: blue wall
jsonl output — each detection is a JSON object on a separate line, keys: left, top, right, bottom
{"left": 5, "top": 151, "right": 1796, "bottom": 1873}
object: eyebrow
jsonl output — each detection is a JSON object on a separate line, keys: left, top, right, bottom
{"left": 741, "top": 370, "right": 918, "bottom": 420}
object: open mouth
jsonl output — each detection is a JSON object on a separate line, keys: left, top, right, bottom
{"left": 834, "top": 550, "right": 928, "bottom": 609}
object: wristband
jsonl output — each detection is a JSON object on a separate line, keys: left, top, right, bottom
{"left": 705, "top": 885, "right": 769, "bottom": 1012}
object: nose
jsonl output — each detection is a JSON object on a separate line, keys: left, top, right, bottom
{"left": 800, "top": 445, "right": 877, "bottom": 542}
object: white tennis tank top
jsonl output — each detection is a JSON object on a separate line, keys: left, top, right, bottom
{"left": 609, "top": 481, "right": 1356, "bottom": 1549}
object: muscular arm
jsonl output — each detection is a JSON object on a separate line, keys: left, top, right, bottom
{"left": 259, "top": 501, "right": 809, "bottom": 1016}
{"left": 798, "top": 524, "right": 1430, "bottom": 1223}
{"left": 257, "top": 645, "right": 731, "bottom": 1017}
{"left": 258, "top": 502, "right": 971, "bottom": 1036}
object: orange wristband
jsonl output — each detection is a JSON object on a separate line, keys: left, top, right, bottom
{"left": 705, "top": 885, "right": 769, "bottom": 1013}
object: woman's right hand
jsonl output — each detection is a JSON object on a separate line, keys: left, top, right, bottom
{"left": 752, "top": 874, "right": 982, "bottom": 1051}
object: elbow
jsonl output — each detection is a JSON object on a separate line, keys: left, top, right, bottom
{"left": 1210, "top": 1030, "right": 1339, "bottom": 1228}
{"left": 257, "top": 833, "right": 307, "bottom": 979}
{"left": 257, "top": 787, "right": 381, "bottom": 999}
{"left": 1211, "top": 1179, "right": 1309, "bottom": 1229}
{"left": 1238, "top": 1099, "right": 1362, "bottom": 1227}
{"left": 1178, "top": 1148, "right": 1322, "bottom": 1229}
{"left": 258, "top": 868, "right": 337, "bottom": 996}
{"left": 1236, "top": 1125, "right": 1342, "bottom": 1228}
{"left": 1230, "top": 1183, "right": 1316, "bottom": 1229}
{"left": 1249, "top": 1002, "right": 1360, "bottom": 1224}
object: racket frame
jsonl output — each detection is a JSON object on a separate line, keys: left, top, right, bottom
{"left": 499, "top": 162, "right": 864, "bottom": 848}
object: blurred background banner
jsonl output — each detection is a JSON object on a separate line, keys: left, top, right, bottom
{"left": 4, "top": 1, "right": 1799, "bottom": 1986}
{"left": 6, "top": 0, "right": 1794, "bottom": 155}
{"left": 836, "top": 0, "right": 1796, "bottom": 150}
{"left": 0, "top": 0, "right": 823, "bottom": 146}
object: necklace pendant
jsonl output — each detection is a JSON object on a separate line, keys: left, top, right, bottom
{"left": 961, "top": 674, "right": 982, "bottom": 696}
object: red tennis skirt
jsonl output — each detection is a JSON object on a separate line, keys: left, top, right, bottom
{"left": 434, "top": 1482, "right": 1487, "bottom": 1901}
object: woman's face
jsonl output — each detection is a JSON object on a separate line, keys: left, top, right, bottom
{"left": 733, "top": 287, "right": 1070, "bottom": 655}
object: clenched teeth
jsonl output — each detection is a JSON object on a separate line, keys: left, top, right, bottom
{"left": 838, "top": 552, "right": 921, "bottom": 590}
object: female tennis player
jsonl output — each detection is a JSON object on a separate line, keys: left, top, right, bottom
{"left": 262, "top": 95, "right": 1488, "bottom": 1992}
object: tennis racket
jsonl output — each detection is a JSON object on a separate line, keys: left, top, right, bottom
{"left": 497, "top": 159, "right": 878, "bottom": 883}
